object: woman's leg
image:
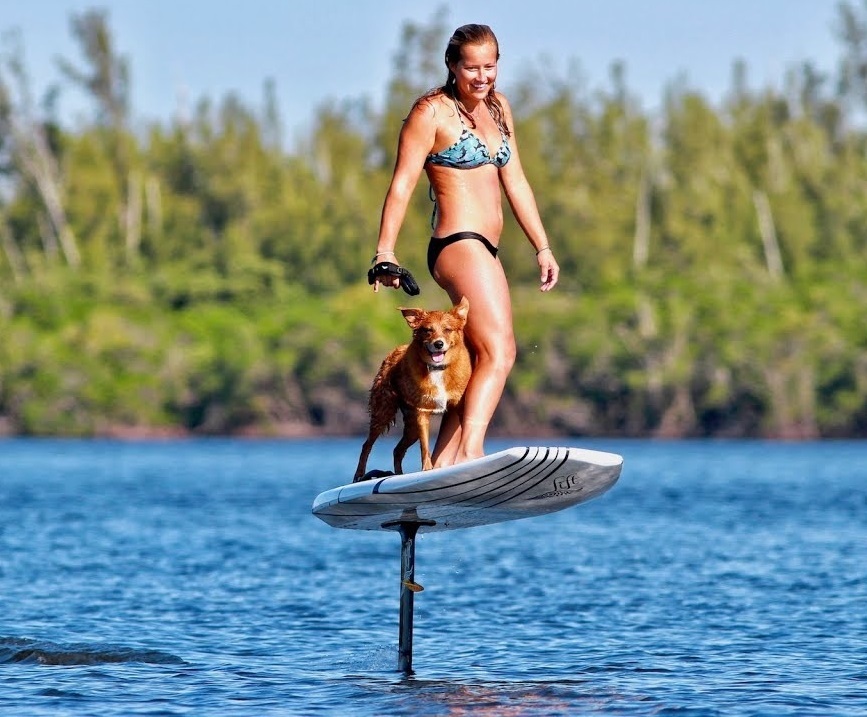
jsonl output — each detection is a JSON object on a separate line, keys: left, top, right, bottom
{"left": 431, "top": 408, "right": 462, "bottom": 467}
{"left": 430, "top": 240, "right": 515, "bottom": 465}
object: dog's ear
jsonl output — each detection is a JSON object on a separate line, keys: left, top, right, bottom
{"left": 452, "top": 296, "right": 469, "bottom": 322}
{"left": 399, "top": 307, "right": 426, "bottom": 329}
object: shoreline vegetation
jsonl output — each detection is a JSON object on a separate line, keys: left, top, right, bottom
{"left": 1, "top": 8, "right": 867, "bottom": 440}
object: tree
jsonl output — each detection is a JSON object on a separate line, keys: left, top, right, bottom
{"left": 837, "top": 0, "right": 867, "bottom": 109}
{"left": 0, "top": 30, "right": 80, "bottom": 268}
{"left": 57, "top": 9, "right": 138, "bottom": 262}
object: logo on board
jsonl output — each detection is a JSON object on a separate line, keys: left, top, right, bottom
{"left": 555, "top": 473, "right": 582, "bottom": 491}
{"left": 530, "top": 472, "right": 585, "bottom": 500}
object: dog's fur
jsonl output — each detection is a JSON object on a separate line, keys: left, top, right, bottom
{"left": 354, "top": 297, "right": 471, "bottom": 481}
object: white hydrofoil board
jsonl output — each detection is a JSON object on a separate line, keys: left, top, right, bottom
{"left": 312, "top": 446, "right": 622, "bottom": 533}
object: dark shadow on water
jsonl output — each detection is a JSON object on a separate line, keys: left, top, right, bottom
{"left": 0, "top": 636, "right": 185, "bottom": 666}
{"left": 338, "top": 674, "right": 658, "bottom": 716}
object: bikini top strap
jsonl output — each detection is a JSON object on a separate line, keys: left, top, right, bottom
{"left": 452, "top": 97, "right": 467, "bottom": 129}
{"left": 454, "top": 96, "right": 506, "bottom": 139}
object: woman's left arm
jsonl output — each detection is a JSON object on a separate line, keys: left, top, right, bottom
{"left": 497, "top": 94, "right": 560, "bottom": 291}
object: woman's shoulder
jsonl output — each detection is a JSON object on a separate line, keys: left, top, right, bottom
{"left": 493, "top": 90, "right": 512, "bottom": 111}
{"left": 408, "top": 90, "right": 455, "bottom": 124}
{"left": 412, "top": 89, "right": 451, "bottom": 112}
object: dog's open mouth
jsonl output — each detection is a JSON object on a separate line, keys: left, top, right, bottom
{"left": 428, "top": 350, "right": 446, "bottom": 365}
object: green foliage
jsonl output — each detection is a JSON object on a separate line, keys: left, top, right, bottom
{"left": 1, "top": 7, "right": 866, "bottom": 437}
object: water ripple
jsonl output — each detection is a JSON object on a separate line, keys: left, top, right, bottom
{"left": 0, "top": 636, "right": 185, "bottom": 666}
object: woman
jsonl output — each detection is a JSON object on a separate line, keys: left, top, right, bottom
{"left": 371, "top": 23, "right": 559, "bottom": 467}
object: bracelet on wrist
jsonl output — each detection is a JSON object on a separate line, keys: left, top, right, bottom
{"left": 372, "top": 250, "right": 396, "bottom": 263}
{"left": 535, "top": 245, "right": 551, "bottom": 256}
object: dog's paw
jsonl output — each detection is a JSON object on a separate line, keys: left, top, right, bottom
{"left": 353, "top": 468, "right": 396, "bottom": 483}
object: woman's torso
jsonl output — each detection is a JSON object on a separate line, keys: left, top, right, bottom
{"left": 424, "top": 94, "right": 509, "bottom": 243}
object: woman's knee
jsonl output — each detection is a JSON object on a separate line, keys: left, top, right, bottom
{"left": 474, "top": 336, "right": 516, "bottom": 375}
{"left": 498, "top": 336, "right": 517, "bottom": 371}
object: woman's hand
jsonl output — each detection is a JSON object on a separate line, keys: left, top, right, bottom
{"left": 368, "top": 259, "right": 420, "bottom": 295}
{"left": 536, "top": 246, "right": 559, "bottom": 292}
{"left": 370, "top": 250, "right": 401, "bottom": 292}
{"left": 372, "top": 272, "right": 401, "bottom": 292}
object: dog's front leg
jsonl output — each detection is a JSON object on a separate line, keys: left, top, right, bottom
{"left": 416, "top": 412, "right": 434, "bottom": 471}
{"left": 393, "top": 410, "right": 419, "bottom": 475}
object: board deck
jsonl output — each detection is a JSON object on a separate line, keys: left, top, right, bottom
{"left": 312, "top": 446, "right": 622, "bottom": 533}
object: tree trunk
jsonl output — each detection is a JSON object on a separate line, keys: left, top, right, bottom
{"left": 0, "top": 215, "right": 27, "bottom": 282}
{"left": 753, "top": 190, "right": 784, "bottom": 280}
{"left": 633, "top": 171, "right": 651, "bottom": 269}
{"left": 145, "top": 175, "right": 163, "bottom": 242}
{"left": 125, "top": 171, "right": 142, "bottom": 261}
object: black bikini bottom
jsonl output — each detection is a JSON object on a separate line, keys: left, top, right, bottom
{"left": 427, "top": 231, "right": 498, "bottom": 275}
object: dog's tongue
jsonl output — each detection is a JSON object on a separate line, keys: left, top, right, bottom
{"left": 430, "top": 352, "right": 445, "bottom": 364}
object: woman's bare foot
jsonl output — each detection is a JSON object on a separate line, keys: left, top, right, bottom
{"left": 452, "top": 419, "right": 487, "bottom": 465}
{"left": 452, "top": 450, "right": 485, "bottom": 465}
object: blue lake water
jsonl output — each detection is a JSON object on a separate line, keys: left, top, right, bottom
{"left": 1, "top": 437, "right": 865, "bottom": 716}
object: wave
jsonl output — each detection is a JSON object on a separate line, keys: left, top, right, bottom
{"left": 0, "top": 636, "right": 185, "bottom": 666}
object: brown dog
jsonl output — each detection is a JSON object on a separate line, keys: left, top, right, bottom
{"left": 354, "top": 297, "right": 471, "bottom": 482}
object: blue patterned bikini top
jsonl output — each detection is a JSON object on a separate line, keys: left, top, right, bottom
{"left": 426, "top": 101, "right": 511, "bottom": 169}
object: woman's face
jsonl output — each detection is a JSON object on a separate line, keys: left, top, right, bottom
{"left": 451, "top": 42, "right": 498, "bottom": 102}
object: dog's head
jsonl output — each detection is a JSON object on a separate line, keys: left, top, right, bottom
{"left": 399, "top": 297, "right": 469, "bottom": 369}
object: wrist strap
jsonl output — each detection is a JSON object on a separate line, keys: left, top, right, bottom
{"left": 367, "top": 261, "right": 420, "bottom": 296}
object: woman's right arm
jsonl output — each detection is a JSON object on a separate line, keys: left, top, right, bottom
{"left": 373, "top": 101, "right": 438, "bottom": 291}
